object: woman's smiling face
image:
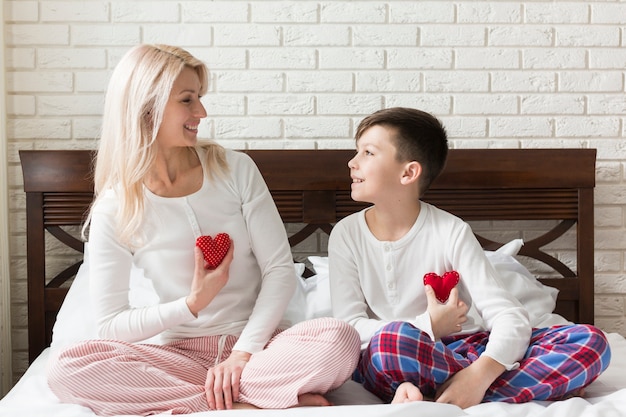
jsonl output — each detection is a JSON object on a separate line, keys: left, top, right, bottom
{"left": 155, "top": 66, "right": 207, "bottom": 150}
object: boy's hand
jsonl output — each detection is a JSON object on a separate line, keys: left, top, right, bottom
{"left": 425, "top": 285, "right": 468, "bottom": 340}
{"left": 435, "top": 356, "right": 505, "bottom": 408}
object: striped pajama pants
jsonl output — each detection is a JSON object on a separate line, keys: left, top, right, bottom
{"left": 47, "top": 317, "right": 361, "bottom": 416}
{"left": 354, "top": 321, "right": 611, "bottom": 403}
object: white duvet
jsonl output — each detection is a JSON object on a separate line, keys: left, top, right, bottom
{"left": 2, "top": 240, "right": 626, "bottom": 416}
{"left": 1, "top": 331, "right": 625, "bottom": 417}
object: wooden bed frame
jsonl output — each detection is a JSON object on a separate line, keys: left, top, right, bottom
{"left": 20, "top": 148, "right": 597, "bottom": 363}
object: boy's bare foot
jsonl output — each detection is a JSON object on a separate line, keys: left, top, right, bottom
{"left": 296, "top": 393, "right": 332, "bottom": 407}
{"left": 391, "top": 382, "right": 424, "bottom": 404}
{"left": 559, "top": 388, "right": 586, "bottom": 400}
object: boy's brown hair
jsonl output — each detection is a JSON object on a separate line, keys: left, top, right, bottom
{"left": 356, "top": 107, "right": 448, "bottom": 194}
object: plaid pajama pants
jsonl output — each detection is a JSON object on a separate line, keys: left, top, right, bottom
{"left": 354, "top": 321, "right": 611, "bottom": 403}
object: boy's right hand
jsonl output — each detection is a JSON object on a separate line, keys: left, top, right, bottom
{"left": 425, "top": 285, "right": 468, "bottom": 340}
{"left": 186, "top": 242, "right": 234, "bottom": 316}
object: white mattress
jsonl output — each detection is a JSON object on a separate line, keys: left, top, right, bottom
{"left": 1, "top": 332, "right": 625, "bottom": 417}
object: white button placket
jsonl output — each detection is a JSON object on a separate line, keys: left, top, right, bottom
{"left": 383, "top": 242, "right": 398, "bottom": 302}
{"left": 183, "top": 197, "right": 203, "bottom": 238}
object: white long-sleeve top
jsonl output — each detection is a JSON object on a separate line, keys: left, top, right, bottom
{"left": 88, "top": 148, "right": 295, "bottom": 354}
{"left": 328, "top": 203, "right": 531, "bottom": 369}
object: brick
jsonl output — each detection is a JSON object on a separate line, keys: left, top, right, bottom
{"left": 555, "top": 117, "right": 620, "bottom": 137}
{"left": 143, "top": 25, "right": 213, "bottom": 46}
{"left": 491, "top": 71, "right": 555, "bottom": 92}
{"left": 284, "top": 25, "right": 350, "bottom": 46}
{"left": 8, "top": 119, "right": 71, "bottom": 139}
{"left": 353, "top": 25, "right": 418, "bottom": 46}
{"left": 182, "top": 2, "right": 248, "bottom": 23}
{"left": 390, "top": 2, "right": 454, "bottom": 23}
{"left": 421, "top": 25, "right": 485, "bottom": 46}
{"left": 321, "top": 2, "right": 386, "bottom": 23}
{"left": 490, "top": 117, "right": 552, "bottom": 137}
{"left": 387, "top": 48, "right": 452, "bottom": 69}
{"left": 7, "top": 95, "right": 36, "bottom": 116}
{"left": 489, "top": 26, "right": 552, "bottom": 46}
{"left": 4, "top": 1, "right": 39, "bottom": 22}
{"left": 7, "top": 71, "right": 73, "bottom": 92}
{"left": 249, "top": 48, "right": 316, "bottom": 69}
{"left": 37, "top": 48, "right": 106, "bottom": 69}
{"left": 424, "top": 71, "right": 489, "bottom": 92}
{"left": 6, "top": 24, "right": 69, "bottom": 45}
{"left": 37, "top": 95, "right": 104, "bottom": 116}
{"left": 5, "top": 48, "right": 35, "bottom": 69}
{"left": 525, "top": 3, "right": 589, "bottom": 24}
{"left": 520, "top": 94, "right": 585, "bottom": 115}
{"left": 216, "top": 118, "right": 282, "bottom": 139}
{"left": 523, "top": 49, "right": 586, "bottom": 69}
{"left": 251, "top": 2, "right": 318, "bottom": 23}
{"left": 356, "top": 71, "right": 421, "bottom": 92}
{"left": 590, "top": 49, "right": 626, "bottom": 70}
{"left": 214, "top": 24, "right": 281, "bottom": 46}
{"left": 458, "top": 3, "right": 521, "bottom": 23}
{"left": 287, "top": 71, "right": 353, "bottom": 93}
{"left": 319, "top": 48, "right": 384, "bottom": 69}
{"left": 248, "top": 95, "right": 314, "bottom": 115}
{"left": 112, "top": 2, "right": 180, "bottom": 23}
{"left": 191, "top": 48, "right": 247, "bottom": 70}
{"left": 454, "top": 94, "right": 517, "bottom": 115}
{"left": 41, "top": 1, "right": 108, "bottom": 22}
{"left": 559, "top": 71, "right": 623, "bottom": 92}
{"left": 71, "top": 25, "right": 140, "bottom": 46}
{"left": 588, "top": 94, "right": 626, "bottom": 115}
{"left": 215, "top": 71, "right": 284, "bottom": 92}
{"left": 317, "top": 94, "right": 382, "bottom": 115}
{"left": 285, "top": 117, "right": 350, "bottom": 138}
{"left": 456, "top": 48, "right": 520, "bottom": 69}
{"left": 557, "top": 27, "right": 620, "bottom": 47}
{"left": 385, "top": 94, "right": 451, "bottom": 114}
{"left": 591, "top": 3, "right": 626, "bottom": 24}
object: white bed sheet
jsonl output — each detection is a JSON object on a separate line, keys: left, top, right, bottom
{"left": 1, "top": 331, "right": 625, "bottom": 417}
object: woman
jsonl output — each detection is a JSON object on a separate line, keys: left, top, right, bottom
{"left": 47, "top": 44, "right": 360, "bottom": 416}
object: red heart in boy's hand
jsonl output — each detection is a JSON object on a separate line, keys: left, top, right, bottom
{"left": 196, "top": 233, "right": 231, "bottom": 269}
{"left": 423, "top": 271, "right": 460, "bottom": 303}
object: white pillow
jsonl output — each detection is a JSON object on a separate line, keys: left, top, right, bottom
{"left": 286, "top": 239, "right": 569, "bottom": 328}
{"left": 52, "top": 244, "right": 164, "bottom": 351}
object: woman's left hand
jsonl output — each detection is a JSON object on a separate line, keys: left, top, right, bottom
{"left": 205, "top": 350, "right": 252, "bottom": 410}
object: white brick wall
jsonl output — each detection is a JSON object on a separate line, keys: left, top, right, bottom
{"left": 3, "top": 0, "right": 626, "bottom": 385}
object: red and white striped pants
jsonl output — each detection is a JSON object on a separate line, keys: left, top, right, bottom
{"left": 47, "top": 317, "right": 361, "bottom": 416}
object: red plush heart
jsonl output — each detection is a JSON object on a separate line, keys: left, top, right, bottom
{"left": 423, "top": 271, "right": 460, "bottom": 303}
{"left": 196, "top": 233, "right": 231, "bottom": 269}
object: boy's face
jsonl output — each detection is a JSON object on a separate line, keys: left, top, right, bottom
{"left": 348, "top": 125, "right": 409, "bottom": 204}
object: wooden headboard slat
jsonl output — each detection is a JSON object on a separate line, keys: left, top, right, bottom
{"left": 20, "top": 148, "right": 597, "bottom": 363}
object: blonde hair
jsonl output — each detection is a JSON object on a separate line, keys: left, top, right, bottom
{"left": 85, "top": 44, "right": 227, "bottom": 247}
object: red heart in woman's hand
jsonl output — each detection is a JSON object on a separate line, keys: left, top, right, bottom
{"left": 196, "top": 233, "right": 231, "bottom": 269}
{"left": 423, "top": 271, "right": 460, "bottom": 303}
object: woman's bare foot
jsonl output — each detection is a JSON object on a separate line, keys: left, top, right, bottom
{"left": 296, "top": 393, "right": 332, "bottom": 407}
{"left": 392, "top": 382, "right": 424, "bottom": 404}
{"left": 232, "top": 403, "right": 259, "bottom": 409}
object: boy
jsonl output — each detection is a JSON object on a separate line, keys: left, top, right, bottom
{"left": 328, "top": 107, "right": 611, "bottom": 408}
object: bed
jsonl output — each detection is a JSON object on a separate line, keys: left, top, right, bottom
{"left": 2, "top": 148, "right": 626, "bottom": 417}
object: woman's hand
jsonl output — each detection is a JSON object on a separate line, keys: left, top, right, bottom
{"left": 186, "top": 242, "right": 234, "bottom": 316}
{"left": 205, "top": 350, "right": 252, "bottom": 410}
{"left": 426, "top": 285, "right": 468, "bottom": 340}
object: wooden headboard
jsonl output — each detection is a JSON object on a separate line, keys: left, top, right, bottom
{"left": 20, "top": 148, "right": 597, "bottom": 363}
